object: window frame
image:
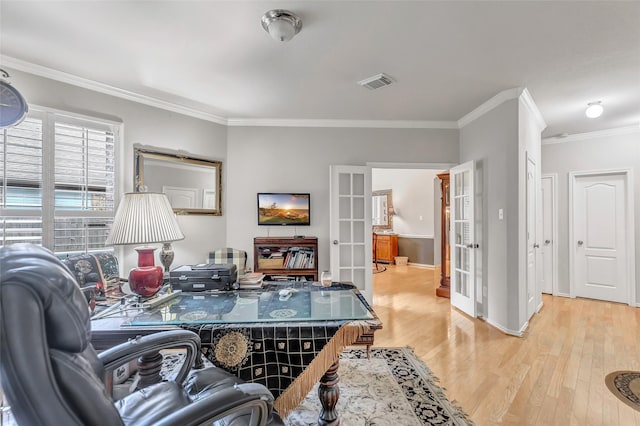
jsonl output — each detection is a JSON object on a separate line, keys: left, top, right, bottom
{"left": 1, "top": 105, "right": 122, "bottom": 254}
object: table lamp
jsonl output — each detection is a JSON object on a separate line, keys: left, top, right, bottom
{"left": 106, "top": 192, "right": 184, "bottom": 297}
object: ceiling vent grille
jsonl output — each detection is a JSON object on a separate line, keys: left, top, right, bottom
{"left": 358, "top": 73, "right": 394, "bottom": 90}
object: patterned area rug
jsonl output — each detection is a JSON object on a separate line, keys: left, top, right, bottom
{"left": 372, "top": 264, "right": 387, "bottom": 274}
{"left": 116, "top": 347, "right": 473, "bottom": 425}
{"left": 605, "top": 370, "right": 640, "bottom": 412}
{"left": 286, "top": 347, "right": 473, "bottom": 425}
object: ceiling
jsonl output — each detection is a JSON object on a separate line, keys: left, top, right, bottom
{"left": 1, "top": 1, "right": 639, "bottom": 137}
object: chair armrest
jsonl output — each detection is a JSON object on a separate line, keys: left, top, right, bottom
{"left": 98, "top": 329, "right": 201, "bottom": 384}
{"left": 154, "top": 383, "right": 275, "bottom": 426}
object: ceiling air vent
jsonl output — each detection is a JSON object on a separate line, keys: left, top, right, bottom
{"left": 358, "top": 73, "right": 394, "bottom": 90}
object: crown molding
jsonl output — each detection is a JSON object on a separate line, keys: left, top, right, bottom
{"left": 1, "top": 55, "right": 228, "bottom": 125}
{"left": 457, "top": 87, "right": 523, "bottom": 128}
{"left": 542, "top": 125, "right": 640, "bottom": 145}
{"left": 225, "top": 118, "right": 459, "bottom": 129}
{"left": 519, "top": 88, "right": 547, "bottom": 131}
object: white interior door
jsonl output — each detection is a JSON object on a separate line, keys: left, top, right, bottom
{"left": 540, "top": 176, "right": 555, "bottom": 294}
{"left": 572, "top": 173, "right": 627, "bottom": 303}
{"left": 526, "top": 155, "right": 538, "bottom": 317}
{"left": 450, "top": 161, "right": 476, "bottom": 317}
{"left": 329, "top": 165, "right": 372, "bottom": 303}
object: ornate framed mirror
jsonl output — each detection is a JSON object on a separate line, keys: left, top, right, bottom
{"left": 372, "top": 189, "right": 394, "bottom": 232}
{"left": 134, "top": 146, "right": 222, "bottom": 215}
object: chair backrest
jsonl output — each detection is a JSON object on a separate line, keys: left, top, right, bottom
{"left": 209, "top": 248, "right": 248, "bottom": 276}
{"left": 0, "top": 244, "right": 123, "bottom": 426}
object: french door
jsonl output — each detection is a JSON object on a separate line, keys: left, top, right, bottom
{"left": 329, "top": 165, "right": 372, "bottom": 303}
{"left": 450, "top": 161, "right": 476, "bottom": 317}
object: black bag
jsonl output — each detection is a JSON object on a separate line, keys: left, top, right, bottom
{"left": 169, "top": 263, "right": 238, "bottom": 291}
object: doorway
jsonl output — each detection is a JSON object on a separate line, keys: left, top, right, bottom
{"left": 371, "top": 167, "right": 447, "bottom": 268}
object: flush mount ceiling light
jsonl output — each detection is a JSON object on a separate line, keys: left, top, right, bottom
{"left": 585, "top": 101, "right": 604, "bottom": 118}
{"left": 261, "top": 9, "right": 302, "bottom": 42}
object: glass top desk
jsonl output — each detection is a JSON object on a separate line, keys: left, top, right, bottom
{"left": 127, "top": 286, "right": 373, "bottom": 326}
{"left": 91, "top": 282, "right": 382, "bottom": 423}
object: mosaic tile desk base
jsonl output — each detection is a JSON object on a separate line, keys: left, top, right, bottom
{"left": 180, "top": 283, "right": 379, "bottom": 418}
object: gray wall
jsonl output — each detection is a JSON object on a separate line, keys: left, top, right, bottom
{"left": 460, "top": 99, "right": 520, "bottom": 332}
{"left": 517, "top": 96, "right": 544, "bottom": 325}
{"left": 8, "top": 68, "right": 228, "bottom": 272}
{"left": 225, "top": 126, "right": 459, "bottom": 271}
{"left": 398, "top": 236, "right": 434, "bottom": 265}
{"left": 542, "top": 130, "right": 640, "bottom": 305}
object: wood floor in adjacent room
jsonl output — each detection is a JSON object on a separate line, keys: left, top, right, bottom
{"left": 371, "top": 265, "right": 640, "bottom": 426}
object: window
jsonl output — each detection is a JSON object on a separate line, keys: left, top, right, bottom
{"left": 0, "top": 109, "right": 119, "bottom": 254}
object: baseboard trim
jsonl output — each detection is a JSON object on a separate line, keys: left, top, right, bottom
{"left": 407, "top": 262, "right": 435, "bottom": 268}
{"left": 485, "top": 318, "right": 529, "bottom": 337}
{"left": 554, "top": 292, "right": 571, "bottom": 298}
{"left": 536, "top": 301, "right": 543, "bottom": 313}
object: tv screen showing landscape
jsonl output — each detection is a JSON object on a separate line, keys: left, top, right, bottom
{"left": 257, "top": 193, "right": 310, "bottom": 226}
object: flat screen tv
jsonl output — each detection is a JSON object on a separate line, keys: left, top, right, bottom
{"left": 257, "top": 193, "right": 310, "bottom": 226}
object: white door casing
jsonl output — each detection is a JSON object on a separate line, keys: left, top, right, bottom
{"left": 450, "top": 160, "right": 476, "bottom": 317}
{"left": 329, "top": 165, "right": 373, "bottom": 304}
{"left": 526, "top": 155, "right": 538, "bottom": 317}
{"left": 540, "top": 175, "right": 556, "bottom": 295}
{"left": 570, "top": 170, "right": 635, "bottom": 305}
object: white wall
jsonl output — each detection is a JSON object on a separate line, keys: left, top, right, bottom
{"left": 8, "top": 68, "right": 228, "bottom": 272}
{"left": 372, "top": 168, "right": 443, "bottom": 237}
{"left": 542, "top": 129, "right": 640, "bottom": 305}
{"left": 225, "top": 126, "right": 459, "bottom": 271}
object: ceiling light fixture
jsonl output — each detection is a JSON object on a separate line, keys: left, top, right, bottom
{"left": 585, "top": 101, "right": 604, "bottom": 118}
{"left": 261, "top": 9, "right": 302, "bottom": 42}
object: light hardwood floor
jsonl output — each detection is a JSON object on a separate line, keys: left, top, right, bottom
{"left": 371, "top": 265, "right": 640, "bottom": 426}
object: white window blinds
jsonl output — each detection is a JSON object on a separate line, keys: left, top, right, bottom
{"left": 0, "top": 110, "right": 119, "bottom": 253}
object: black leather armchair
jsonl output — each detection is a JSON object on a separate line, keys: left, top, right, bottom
{"left": 0, "top": 244, "right": 284, "bottom": 426}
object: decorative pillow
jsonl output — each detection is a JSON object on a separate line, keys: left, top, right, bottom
{"left": 208, "top": 248, "right": 247, "bottom": 276}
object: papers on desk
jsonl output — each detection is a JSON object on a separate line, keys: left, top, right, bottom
{"left": 238, "top": 273, "right": 265, "bottom": 289}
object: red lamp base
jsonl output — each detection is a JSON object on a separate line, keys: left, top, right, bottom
{"left": 129, "top": 247, "right": 164, "bottom": 297}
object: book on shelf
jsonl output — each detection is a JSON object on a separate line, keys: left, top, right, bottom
{"left": 269, "top": 275, "right": 294, "bottom": 281}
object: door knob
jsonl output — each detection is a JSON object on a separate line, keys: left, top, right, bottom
{"left": 577, "top": 240, "right": 584, "bottom": 246}
{"left": 545, "top": 239, "right": 551, "bottom": 244}
{"left": 533, "top": 243, "right": 540, "bottom": 248}
{"left": 332, "top": 240, "right": 339, "bottom": 245}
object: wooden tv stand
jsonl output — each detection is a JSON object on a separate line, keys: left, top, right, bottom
{"left": 254, "top": 236, "right": 318, "bottom": 281}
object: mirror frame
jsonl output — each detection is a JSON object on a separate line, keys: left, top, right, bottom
{"left": 134, "top": 147, "right": 222, "bottom": 216}
{"left": 372, "top": 189, "right": 394, "bottom": 231}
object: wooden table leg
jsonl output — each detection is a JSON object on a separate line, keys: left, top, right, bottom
{"left": 318, "top": 360, "right": 340, "bottom": 426}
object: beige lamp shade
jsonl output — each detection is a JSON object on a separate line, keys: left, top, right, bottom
{"left": 106, "top": 192, "right": 184, "bottom": 246}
